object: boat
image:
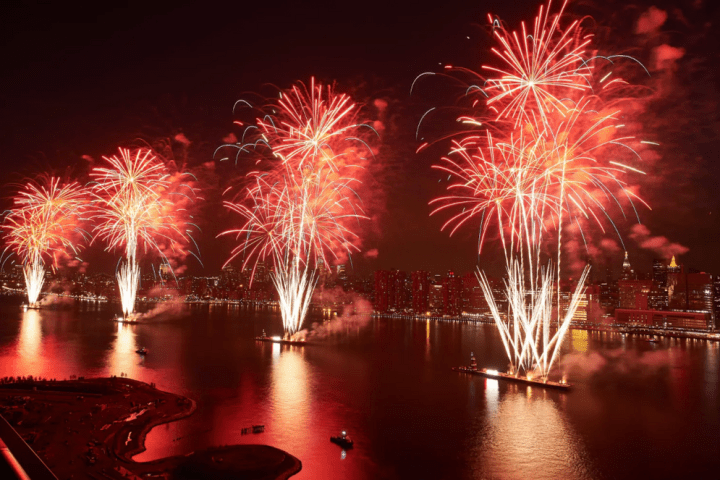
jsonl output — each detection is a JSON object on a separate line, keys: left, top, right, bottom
{"left": 330, "top": 431, "right": 353, "bottom": 449}
{"left": 136, "top": 347, "right": 148, "bottom": 355}
{"left": 646, "top": 335, "right": 661, "bottom": 343}
{"left": 21, "top": 303, "right": 41, "bottom": 311}
{"left": 254, "top": 330, "right": 309, "bottom": 346}
{"left": 453, "top": 352, "right": 571, "bottom": 390}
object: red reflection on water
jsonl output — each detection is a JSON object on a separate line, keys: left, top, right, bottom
{"left": 476, "top": 391, "right": 592, "bottom": 480}
{"left": 11, "top": 309, "right": 69, "bottom": 378}
{"left": 107, "top": 322, "right": 140, "bottom": 378}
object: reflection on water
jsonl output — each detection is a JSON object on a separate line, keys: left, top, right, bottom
{"left": 270, "top": 348, "right": 310, "bottom": 436}
{"left": 107, "top": 323, "right": 140, "bottom": 378}
{"left": 0, "top": 299, "right": 719, "bottom": 479}
{"left": 571, "top": 329, "right": 589, "bottom": 353}
{"left": 485, "top": 378, "right": 499, "bottom": 415}
{"left": 18, "top": 309, "right": 41, "bottom": 365}
{"left": 479, "top": 392, "right": 595, "bottom": 480}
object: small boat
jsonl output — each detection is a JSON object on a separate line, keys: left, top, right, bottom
{"left": 647, "top": 336, "right": 660, "bottom": 343}
{"left": 136, "top": 347, "right": 148, "bottom": 355}
{"left": 330, "top": 431, "right": 353, "bottom": 449}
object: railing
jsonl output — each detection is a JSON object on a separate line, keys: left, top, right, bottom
{"left": 0, "top": 415, "right": 57, "bottom": 480}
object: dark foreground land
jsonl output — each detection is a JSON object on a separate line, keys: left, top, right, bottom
{"left": 0, "top": 377, "right": 301, "bottom": 480}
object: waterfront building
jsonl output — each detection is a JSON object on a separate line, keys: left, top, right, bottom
{"left": 373, "top": 269, "right": 409, "bottom": 312}
{"left": 411, "top": 271, "right": 430, "bottom": 313}
{"left": 614, "top": 308, "right": 711, "bottom": 330}
{"left": 442, "top": 271, "right": 462, "bottom": 316}
{"left": 686, "top": 272, "right": 713, "bottom": 315}
{"left": 429, "top": 283, "right": 443, "bottom": 314}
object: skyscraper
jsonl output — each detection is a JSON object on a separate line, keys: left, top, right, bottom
{"left": 621, "top": 251, "right": 635, "bottom": 280}
{"left": 411, "top": 271, "right": 430, "bottom": 313}
{"left": 667, "top": 256, "right": 684, "bottom": 309}
{"left": 652, "top": 258, "right": 668, "bottom": 286}
{"left": 442, "top": 271, "right": 462, "bottom": 316}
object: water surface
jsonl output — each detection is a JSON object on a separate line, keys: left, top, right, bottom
{"left": 0, "top": 297, "right": 718, "bottom": 479}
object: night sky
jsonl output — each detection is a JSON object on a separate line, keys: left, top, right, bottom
{"left": 1, "top": 0, "right": 718, "bottom": 279}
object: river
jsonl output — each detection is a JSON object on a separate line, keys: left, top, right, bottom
{"left": 0, "top": 296, "right": 718, "bottom": 479}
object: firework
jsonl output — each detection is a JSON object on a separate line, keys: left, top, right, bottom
{"left": 483, "top": 0, "right": 593, "bottom": 126}
{"left": 91, "top": 147, "right": 197, "bottom": 316}
{"left": 430, "top": 1, "right": 648, "bottom": 381}
{"left": 1, "top": 178, "right": 88, "bottom": 306}
{"left": 221, "top": 78, "right": 372, "bottom": 335}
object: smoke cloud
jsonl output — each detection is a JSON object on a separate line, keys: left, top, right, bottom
{"left": 635, "top": 6, "right": 668, "bottom": 34}
{"left": 292, "top": 289, "right": 373, "bottom": 341}
{"left": 628, "top": 224, "right": 688, "bottom": 259}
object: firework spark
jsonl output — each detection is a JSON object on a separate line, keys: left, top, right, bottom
{"left": 1, "top": 178, "right": 88, "bottom": 306}
{"left": 91, "top": 147, "right": 197, "bottom": 316}
{"left": 221, "top": 78, "right": 373, "bottom": 335}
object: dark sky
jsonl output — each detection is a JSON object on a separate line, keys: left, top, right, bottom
{"left": 1, "top": 0, "right": 718, "bottom": 279}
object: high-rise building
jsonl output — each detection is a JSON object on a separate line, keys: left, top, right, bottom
{"left": 686, "top": 273, "right": 713, "bottom": 320}
{"left": 336, "top": 264, "right": 347, "bottom": 279}
{"left": 254, "top": 261, "right": 267, "bottom": 284}
{"left": 667, "top": 256, "right": 684, "bottom": 309}
{"left": 442, "top": 271, "right": 462, "bottom": 316}
{"left": 159, "top": 262, "right": 172, "bottom": 280}
{"left": 652, "top": 258, "right": 668, "bottom": 286}
{"left": 391, "top": 270, "right": 409, "bottom": 311}
{"left": 621, "top": 251, "right": 635, "bottom": 280}
{"left": 429, "top": 284, "right": 444, "bottom": 313}
{"left": 411, "top": 271, "right": 430, "bottom": 313}
{"left": 647, "top": 282, "right": 668, "bottom": 310}
{"left": 374, "top": 270, "right": 391, "bottom": 312}
{"left": 618, "top": 279, "right": 653, "bottom": 310}
{"left": 713, "top": 275, "right": 720, "bottom": 326}
{"left": 462, "top": 273, "right": 484, "bottom": 313}
{"left": 373, "top": 269, "right": 408, "bottom": 312}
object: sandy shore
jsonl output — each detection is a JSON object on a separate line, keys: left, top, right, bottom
{"left": 0, "top": 377, "right": 301, "bottom": 479}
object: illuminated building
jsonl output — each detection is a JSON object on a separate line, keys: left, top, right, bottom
{"left": 374, "top": 270, "right": 391, "bottom": 312}
{"left": 462, "top": 273, "right": 485, "bottom": 314}
{"left": 254, "top": 261, "right": 268, "bottom": 284}
{"left": 621, "top": 251, "right": 635, "bottom": 280}
{"left": 647, "top": 282, "right": 668, "bottom": 310}
{"left": 686, "top": 273, "right": 713, "bottom": 314}
{"left": 714, "top": 275, "right": 720, "bottom": 325}
{"left": 429, "top": 284, "right": 444, "bottom": 313}
{"left": 652, "top": 258, "right": 668, "bottom": 286}
{"left": 618, "top": 279, "right": 653, "bottom": 309}
{"left": 614, "top": 308, "right": 711, "bottom": 330}
{"left": 442, "top": 271, "right": 462, "bottom": 316}
{"left": 373, "top": 269, "right": 409, "bottom": 312}
{"left": 667, "top": 256, "right": 684, "bottom": 309}
{"left": 411, "top": 271, "right": 430, "bottom": 313}
{"left": 336, "top": 264, "right": 347, "bottom": 278}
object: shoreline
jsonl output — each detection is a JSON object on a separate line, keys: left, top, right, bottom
{"left": 0, "top": 377, "right": 302, "bottom": 479}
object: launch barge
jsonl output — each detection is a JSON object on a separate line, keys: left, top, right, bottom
{"left": 453, "top": 353, "right": 571, "bottom": 391}
{"left": 255, "top": 331, "right": 310, "bottom": 346}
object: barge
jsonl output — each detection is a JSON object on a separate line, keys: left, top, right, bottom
{"left": 255, "top": 331, "right": 310, "bottom": 346}
{"left": 453, "top": 353, "right": 571, "bottom": 391}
